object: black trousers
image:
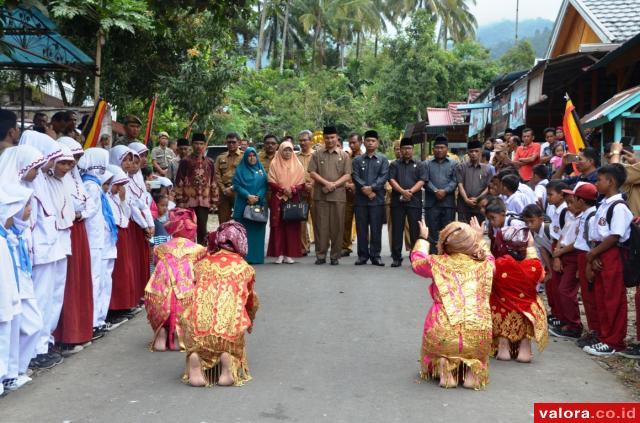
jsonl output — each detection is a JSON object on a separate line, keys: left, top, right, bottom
{"left": 457, "top": 209, "right": 485, "bottom": 225}
{"left": 354, "top": 205, "right": 385, "bottom": 261}
{"left": 193, "top": 206, "right": 210, "bottom": 246}
{"left": 391, "top": 205, "right": 421, "bottom": 260}
{"left": 424, "top": 206, "right": 456, "bottom": 254}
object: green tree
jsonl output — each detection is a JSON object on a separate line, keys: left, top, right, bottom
{"left": 499, "top": 39, "right": 535, "bottom": 72}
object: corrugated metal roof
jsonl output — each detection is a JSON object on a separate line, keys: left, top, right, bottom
{"left": 426, "top": 108, "right": 452, "bottom": 126}
{"left": 581, "top": 84, "right": 640, "bottom": 126}
{"left": 581, "top": 0, "right": 640, "bottom": 43}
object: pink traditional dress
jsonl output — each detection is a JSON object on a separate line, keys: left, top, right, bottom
{"left": 410, "top": 237, "right": 495, "bottom": 389}
{"left": 144, "top": 237, "right": 206, "bottom": 351}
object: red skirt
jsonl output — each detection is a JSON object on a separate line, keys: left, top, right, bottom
{"left": 110, "top": 226, "right": 136, "bottom": 310}
{"left": 53, "top": 221, "right": 93, "bottom": 344}
{"left": 129, "top": 221, "right": 150, "bottom": 304}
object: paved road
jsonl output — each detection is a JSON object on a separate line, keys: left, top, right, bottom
{"left": 2, "top": 244, "right": 635, "bottom": 422}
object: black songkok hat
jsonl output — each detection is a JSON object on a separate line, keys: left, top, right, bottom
{"left": 400, "top": 137, "right": 413, "bottom": 147}
{"left": 433, "top": 134, "right": 448, "bottom": 146}
{"left": 467, "top": 140, "right": 483, "bottom": 150}
{"left": 323, "top": 126, "right": 338, "bottom": 135}
{"left": 177, "top": 138, "right": 189, "bottom": 147}
{"left": 364, "top": 130, "right": 379, "bottom": 139}
{"left": 192, "top": 133, "right": 206, "bottom": 143}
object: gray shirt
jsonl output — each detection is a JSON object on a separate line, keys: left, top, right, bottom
{"left": 389, "top": 158, "right": 427, "bottom": 208}
{"left": 352, "top": 152, "right": 389, "bottom": 207}
{"left": 456, "top": 161, "right": 492, "bottom": 212}
{"left": 424, "top": 157, "right": 457, "bottom": 208}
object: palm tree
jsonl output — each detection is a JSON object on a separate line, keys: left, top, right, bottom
{"left": 429, "top": 0, "right": 477, "bottom": 49}
{"left": 279, "top": 0, "right": 291, "bottom": 74}
{"left": 256, "top": 0, "right": 270, "bottom": 70}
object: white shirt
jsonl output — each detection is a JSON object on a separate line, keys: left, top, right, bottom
{"left": 518, "top": 183, "right": 538, "bottom": 204}
{"left": 590, "top": 193, "right": 633, "bottom": 243}
{"left": 83, "top": 181, "right": 106, "bottom": 248}
{"left": 559, "top": 210, "right": 578, "bottom": 247}
{"left": 505, "top": 191, "right": 529, "bottom": 214}
{"left": 533, "top": 223, "right": 553, "bottom": 254}
{"left": 574, "top": 206, "right": 597, "bottom": 252}
{"left": 550, "top": 202, "right": 567, "bottom": 241}
{"left": 534, "top": 179, "right": 548, "bottom": 208}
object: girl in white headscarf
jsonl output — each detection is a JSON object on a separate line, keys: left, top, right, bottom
{"left": 77, "top": 148, "right": 112, "bottom": 336}
{"left": 0, "top": 184, "right": 37, "bottom": 392}
{"left": 123, "top": 143, "right": 154, "bottom": 309}
{"left": 18, "top": 131, "right": 68, "bottom": 366}
{"left": 100, "top": 165, "right": 131, "bottom": 331}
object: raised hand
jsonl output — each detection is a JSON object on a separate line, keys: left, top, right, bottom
{"left": 418, "top": 218, "right": 429, "bottom": 240}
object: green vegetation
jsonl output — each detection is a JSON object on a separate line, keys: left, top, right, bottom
{"left": 0, "top": 0, "right": 541, "bottom": 145}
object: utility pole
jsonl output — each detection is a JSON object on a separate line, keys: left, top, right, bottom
{"left": 515, "top": 0, "right": 520, "bottom": 42}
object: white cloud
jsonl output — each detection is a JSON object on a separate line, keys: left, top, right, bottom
{"left": 470, "top": 0, "right": 562, "bottom": 26}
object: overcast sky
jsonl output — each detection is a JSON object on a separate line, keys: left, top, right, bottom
{"left": 470, "top": 0, "right": 562, "bottom": 26}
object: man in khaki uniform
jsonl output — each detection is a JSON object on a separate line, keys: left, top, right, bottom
{"left": 214, "top": 132, "right": 243, "bottom": 224}
{"left": 151, "top": 131, "right": 176, "bottom": 177}
{"left": 258, "top": 134, "right": 278, "bottom": 174}
{"left": 308, "top": 126, "right": 352, "bottom": 265}
{"left": 342, "top": 133, "right": 362, "bottom": 256}
{"left": 297, "top": 130, "right": 315, "bottom": 255}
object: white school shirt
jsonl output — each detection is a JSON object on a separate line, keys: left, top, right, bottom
{"left": 83, "top": 180, "right": 106, "bottom": 248}
{"left": 550, "top": 202, "right": 567, "bottom": 241}
{"left": 590, "top": 193, "right": 633, "bottom": 243}
{"left": 518, "top": 183, "right": 538, "bottom": 204}
{"left": 505, "top": 191, "right": 529, "bottom": 214}
{"left": 574, "top": 206, "right": 597, "bottom": 252}
{"left": 558, "top": 210, "right": 578, "bottom": 247}
{"left": 0, "top": 233, "right": 21, "bottom": 322}
{"left": 534, "top": 179, "right": 548, "bottom": 208}
{"left": 533, "top": 224, "right": 553, "bottom": 255}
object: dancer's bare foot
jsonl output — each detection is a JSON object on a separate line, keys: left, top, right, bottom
{"left": 217, "top": 352, "right": 234, "bottom": 386}
{"left": 496, "top": 337, "right": 511, "bottom": 361}
{"left": 188, "top": 353, "right": 207, "bottom": 387}
{"left": 438, "top": 358, "right": 457, "bottom": 388}
{"left": 463, "top": 367, "right": 480, "bottom": 390}
{"left": 516, "top": 338, "right": 532, "bottom": 363}
{"left": 153, "top": 328, "right": 167, "bottom": 352}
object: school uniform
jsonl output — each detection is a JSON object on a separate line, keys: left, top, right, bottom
{"left": 574, "top": 206, "right": 599, "bottom": 335}
{"left": 0, "top": 224, "right": 22, "bottom": 389}
{"left": 588, "top": 194, "right": 633, "bottom": 351}
{"left": 519, "top": 182, "right": 538, "bottom": 204}
{"left": 504, "top": 190, "right": 529, "bottom": 214}
{"left": 534, "top": 179, "right": 548, "bottom": 208}
{"left": 547, "top": 202, "right": 568, "bottom": 319}
{"left": 83, "top": 175, "right": 107, "bottom": 328}
{"left": 555, "top": 210, "right": 581, "bottom": 331}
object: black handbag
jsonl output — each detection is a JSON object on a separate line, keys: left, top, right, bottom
{"left": 243, "top": 204, "right": 268, "bottom": 223}
{"left": 281, "top": 200, "right": 309, "bottom": 222}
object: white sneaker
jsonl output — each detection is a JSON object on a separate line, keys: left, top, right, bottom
{"left": 275, "top": 256, "right": 284, "bottom": 264}
{"left": 284, "top": 257, "right": 295, "bottom": 264}
{"left": 15, "top": 374, "right": 32, "bottom": 389}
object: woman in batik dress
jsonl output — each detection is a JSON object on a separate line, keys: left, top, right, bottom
{"left": 182, "top": 221, "right": 259, "bottom": 387}
{"left": 410, "top": 217, "right": 495, "bottom": 390}
{"left": 144, "top": 238, "right": 206, "bottom": 351}
{"left": 490, "top": 226, "right": 547, "bottom": 363}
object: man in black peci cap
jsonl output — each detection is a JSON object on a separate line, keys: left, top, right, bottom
{"left": 174, "top": 133, "right": 218, "bottom": 244}
{"left": 456, "top": 140, "right": 492, "bottom": 224}
{"left": 351, "top": 130, "right": 389, "bottom": 266}
{"left": 308, "top": 126, "right": 352, "bottom": 265}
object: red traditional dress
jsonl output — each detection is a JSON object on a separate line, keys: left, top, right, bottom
{"left": 491, "top": 250, "right": 548, "bottom": 355}
{"left": 182, "top": 249, "right": 259, "bottom": 386}
{"left": 145, "top": 238, "right": 206, "bottom": 351}
{"left": 266, "top": 183, "right": 305, "bottom": 258}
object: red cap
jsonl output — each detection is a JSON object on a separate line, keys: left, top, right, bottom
{"left": 562, "top": 182, "right": 597, "bottom": 201}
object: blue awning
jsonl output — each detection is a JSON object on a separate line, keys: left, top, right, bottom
{"left": 0, "top": 6, "right": 95, "bottom": 73}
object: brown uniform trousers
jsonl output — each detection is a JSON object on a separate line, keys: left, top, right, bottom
{"left": 214, "top": 150, "right": 243, "bottom": 224}
{"left": 342, "top": 190, "right": 355, "bottom": 254}
{"left": 297, "top": 151, "right": 315, "bottom": 254}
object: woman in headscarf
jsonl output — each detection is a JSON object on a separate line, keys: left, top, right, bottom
{"left": 18, "top": 131, "right": 69, "bottom": 367}
{"left": 490, "top": 226, "right": 547, "bottom": 363}
{"left": 76, "top": 148, "right": 112, "bottom": 341}
{"left": 232, "top": 147, "right": 268, "bottom": 264}
{"left": 126, "top": 142, "right": 154, "bottom": 307}
{"left": 266, "top": 141, "right": 307, "bottom": 264}
{"left": 410, "top": 217, "right": 495, "bottom": 390}
{"left": 145, "top": 238, "right": 206, "bottom": 352}
{"left": 107, "top": 147, "right": 139, "bottom": 323}
{"left": 52, "top": 144, "right": 95, "bottom": 355}
{"left": 182, "top": 222, "right": 259, "bottom": 387}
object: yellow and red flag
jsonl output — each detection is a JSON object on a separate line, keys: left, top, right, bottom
{"left": 82, "top": 99, "right": 107, "bottom": 149}
{"left": 143, "top": 95, "right": 158, "bottom": 146}
{"left": 562, "top": 96, "right": 585, "bottom": 154}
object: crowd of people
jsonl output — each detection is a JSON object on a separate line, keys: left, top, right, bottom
{"left": 1, "top": 106, "right": 639, "bottom": 394}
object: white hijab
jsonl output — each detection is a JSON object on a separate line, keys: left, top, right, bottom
{"left": 109, "top": 145, "right": 132, "bottom": 166}
{"left": 58, "top": 137, "right": 88, "bottom": 203}
{"left": 106, "top": 164, "right": 130, "bottom": 227}
{"left": 78, "top": 147, "right": 109, "bottom": 177}
{"left": 45, "top": 144, "right": 75, "bottom": 230}
{"left": 0, "top": 145, "right": 45, "bottom": 183}
{"left": 0, "top": 184, "right": 33, "bottom": 228}
{"left": 18, "top": 131, "right": 62, "bottom": 216}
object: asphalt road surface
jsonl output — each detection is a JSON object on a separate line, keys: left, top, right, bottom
{"left": 2, "top": 239, "right": 635, "bottom": 422}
